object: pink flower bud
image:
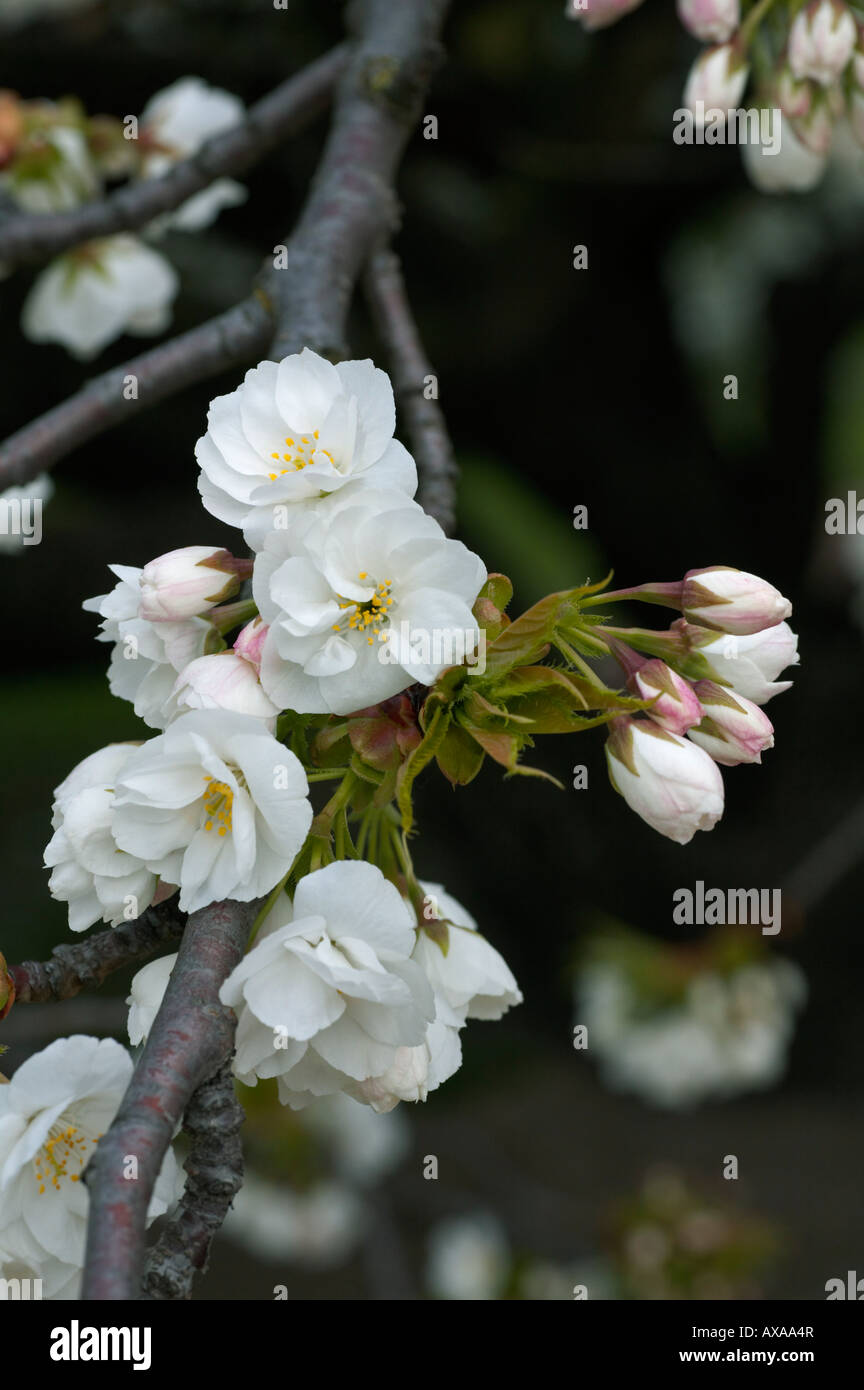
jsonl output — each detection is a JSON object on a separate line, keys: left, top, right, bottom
{"left": 683, "top": 44, "right": 749, "bottom": 115}
{"left": 682, "top": 567, "right": 792, "bottom": 635}
{"left": 140, "top": 546, "right": 248, "bottom": 622}
{"left": 605, "top": 717, "right": 725, "bottom": 844}
{"left": 233, "top": 616, "right": 269, "bottom": 674}
{"left": 688, "top": 681, "right": 775, "bottom": 765}
{"left": 171, "top": 652, "right": 278, "bottom": 719}
{"left": 630, "top": 659, "right": 704, "bottom": 735}
{"left": 574, "top": 0, "right": 647, "bottom": 33}
{"left": 789, "top": 0, "right": 856, "bottom": 86}
{"left": 677, "top": 0, "right": 739, "bottom": 44}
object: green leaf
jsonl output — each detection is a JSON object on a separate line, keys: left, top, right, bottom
{"left": 435, "top": 722, "right": 486, "bottom": 786}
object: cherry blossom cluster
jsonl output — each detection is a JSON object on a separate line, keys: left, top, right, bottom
{"left": 0, "top": 77, "right": 246, "bottom": 357}
{"left": 0, "top": 342, "right": 798, "bottom": 1298}
{"left": 573, "top": 0, "right": 864, "bottom": 193}
{"left": 49, "top": 346, "right": 522, "bottom": 1121}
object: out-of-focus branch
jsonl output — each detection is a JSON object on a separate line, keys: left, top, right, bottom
{"left": 81, "top": 896, "right": 260, "bottom": 1301}
{"left": 364, "top": 246, "right": 458, "bottom": 533}
{"left": 0, "top": 293, "right": 273, "bottom": 489}
{"left": 0, "top": 46, "right": 348, "bottom": 270}
{"left": 8, "top": 899, "right": 185, "bottom": 1004}
{"left": 141, "top": 1060, "right": 244, "bottom": 1301}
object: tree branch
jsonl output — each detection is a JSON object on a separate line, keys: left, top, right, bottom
{"left": 140, "top": 1060, "right": 244, "bottom": 1301}
{"left": 0, "top": 292, "right": 274, "bottom": 489}
{"left": 0, "top": 46, "right": 348, "bottom": 270}
{"left": 364, "top": 246, "right": 458, "bottom": 533}
{"left": 8, "top": 898, "right": 185, "bottom": 1004}
{"left": 267, "top": 0, "right": 450, "bottom": 360}
{"left": 81, "top": 896, "right": 260, "bottom": 1301}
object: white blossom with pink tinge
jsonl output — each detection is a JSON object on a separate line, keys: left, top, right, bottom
{"left": 789, "top": 0, "right": 856, "bottom": 87}
{"left": 605, "top": 717, "right": 725, "bottom": 844}
{"left": 688, "top": 681, "right": 775, "bottom": 766}
{"left": 631, "top": 659, "right": 704, "bottom": 736}
{"left": 676, "top": 0, "right": 739, "bottom": 44}
{"left": 682, "top": 567, "right": 792, "bottom": 635}
{"left": 683, "top": 44, "right": 749, "bottom": 117}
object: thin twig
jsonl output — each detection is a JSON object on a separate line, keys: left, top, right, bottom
{"left": 141, "top": 1061, "right": 245, "bottom": 1301}
{"left": 0, "top": 47, "right": 348, "bottom": 269}
{"left": 8, "top": 898, "right": 186, "bottom": 1004}
{"left": 364, "top": 246, "right": 458, "bottom": 533}
{"left": 81, "top": 896, "right": 261, "bottom": 1301}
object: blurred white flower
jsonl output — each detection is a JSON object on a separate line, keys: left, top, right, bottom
{"left": 577, "top": 957, "right": 807, "bottom": 1107}
{"left": 22, "top": 234, "right": 178, "bottom": 360}
{"left": 2, "top": 125, "right": 97, "bottom": 213}
{"left": 139, "top": 77, "right": 247, "bottom": 232}
{"left": 222, "top": 1173, "right": 365, "bottom": 1269}
{"left": 426, "top": 1213, "right": 509, "bottom": 1300}
{"left": 303, "top": 1092, "right": 409, "bottom": 1186}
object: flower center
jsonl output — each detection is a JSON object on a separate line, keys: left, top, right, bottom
{"left": 332, "top": 571, "right": 396, "bottom": 647}
{"left": 267, "top": 429, "right": 334, "bottom": 480}
{"left": 34, "top": 1119, "right": 100, "bottom": 1195}
{"left": 203, "top": 776, "right": 234, "bottom": 836}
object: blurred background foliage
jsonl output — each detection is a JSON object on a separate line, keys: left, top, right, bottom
{"left": 1, "top": 0, "right": 863, "bottom": 1299}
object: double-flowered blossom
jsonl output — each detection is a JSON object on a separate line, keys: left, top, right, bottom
{"left": 111, "top": 711, "right": 312, "bottom": 914}
{"left": 196, "top": 348, "right": 418, "bottom": 547}
{"left": 0, "top": 1036, "right": 180, "bottom": 1298}
{"left": 219, "top": 861, "right": 437, "bottom": 1109}
{"left": 129, "top": 878, "right": 520, "bottom": 1113}
{"left": 84, "top": 563, "right": 213, "bottom": 729}
{"left": 44, "top": 743, "right": 157, "bottom": 931}
{"left": 254, "top": 487, "right": 486, "bottom": 715}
